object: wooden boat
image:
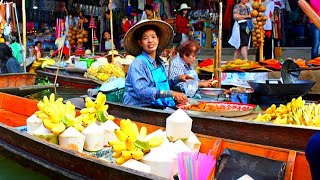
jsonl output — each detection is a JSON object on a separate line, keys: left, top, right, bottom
{"left": 105, "top": 101, "right": 318, "bottom": 151}
{"left": 0, "top": 73, "right": 55, "bottom": 96}
{"left": 0, "top": 93, "right": 312, "bottom": 179}
{"left": 35, "top": 66, "right": 100, "bottom": 89}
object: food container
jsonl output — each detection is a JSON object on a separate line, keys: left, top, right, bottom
{"left": 199, "top": 88, "right": 225, "bottom": 96}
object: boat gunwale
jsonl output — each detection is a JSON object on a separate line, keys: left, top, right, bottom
{"left": 0, "top": 123, "right": 162, "bottom": 179}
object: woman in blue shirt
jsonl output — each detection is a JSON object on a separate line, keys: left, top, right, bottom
{"left": 123, "top": 20, "right": 191, "bottom": 108}
{"left": 0, "top": 43, "right": 22, "bottom": 74}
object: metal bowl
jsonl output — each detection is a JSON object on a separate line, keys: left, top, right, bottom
{"left": 199, "top": 88, "right": 225, "bottom": 96}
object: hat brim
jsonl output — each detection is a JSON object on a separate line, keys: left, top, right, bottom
{"left": 124, "top": 20, "right": 174, "bottom": 56}
{"left": 179, "top": 7, "right": 191, "bottom": 11}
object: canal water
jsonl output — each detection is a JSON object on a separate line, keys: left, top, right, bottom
{"left": 0, "top": 87, "right": 89, "bottom": 178}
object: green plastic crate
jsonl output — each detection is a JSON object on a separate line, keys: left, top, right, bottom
{"left": 101, "top": 88, "right": 125, "bottom": 103}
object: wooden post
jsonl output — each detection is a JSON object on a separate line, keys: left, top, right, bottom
{"left": 109, "top": 0, "right": 115, "bottom": 62}
{"left": 214, "top": 1, "right": 223, "bottom": 87}
{"left": 22, "top": 0, "right": 26, "bottom": 72}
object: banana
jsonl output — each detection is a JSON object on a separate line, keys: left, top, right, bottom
{"left": 80, "top": 107, "right": 97, "bottom": 114}
{"left": 43, "top": 104, "right": 60, "bottom": 123}
{"left": 126, "top": 137, "right": 135, "bottom": 151}
{"left": 37, "top": 101, "right": 45, "bottom": 111}
{"left": 85, "top": 97, "right": 96, "bottom": 108}
{"left": 55, "top": 98, "right": 64, "bottom": 104}
{"left": 43, "top": 118, "right": 58, "bottom": 130}
{"left": 95, "top": 92, "right": 106, "bottom": 110}
{"left": 114, "top": 129, "right": 128, "bottom": 142}
{"left": 115, "top": 156, "right": 127, "bottom": 165}
{"left": 73, "top": 123, "right": 84, "bottom": 132}
{"left": 49, "top": 93, "right": 55, "bottom": 103}
{"left": 120, "top": 119, "right": 131, "bottom": 135}
{"left": 122, "top": 151, "right": 133, "bottom": 160}
{"left": 113, "top": 143, "right": 127, "bottom": 152}
{"left": 149, "top": 135, "right": 164, "bottom": 148}
{"left": 131, "top": 123, "right": 140, "bottom": 138}
{"left": 132, "top": 148, "right": 144, "bottom": 160}
{"left": 51, "top": 122, "right": 66, "bottom": 135}
{"left": 113, "top": 152, "right": 122, "bottom": 158}
{"left": 139, "top": 126, "right": 147, "bottom": 137}
{"left": 37, "top": 112, "right": 49, "bottom": 120}
{"left": 66, "top": 101, "right": 76, "bottom": 112}
{"left": 43, "top": 96, "right": 50, "bottom": 105}
{"left": 109, "top": 140, "right": 125, "bottom": 146}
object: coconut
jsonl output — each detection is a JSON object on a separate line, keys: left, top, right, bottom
{"left": 27, "top": 114, "right": 43, "bottom": 135}
{"left": 259, "top": 5, "right": 266, "bottom": 12}
{"left": 83, "top": 38, "right": 88, "bottom": 43}
{"left": 166, "top": 109, "right": 192, "bottom": 142}
{"left": 33, "top": 124, "right": 58, "bottom": 144}
{"left": 184, "top": 131, "right": 201, "bottom": 152}
{"left": 82, "top": 122, "right": 104, "bottom": 151}
{"left": 141, "top": 144, "right": 175, "bottom": 179}
{"left": 121, "top": 159, "right": 151, "bottom": 174}
{"left": 252, "top": 2, "right": 260, "bottom": 10}
{"left": 59, "top": 127, "right": 85, "bottom": 152}
{"left": 100, "top": 120, "right": 119, "bottom": 146}
{"left": 251, "top": 10, "right": 258, "bottom": 17}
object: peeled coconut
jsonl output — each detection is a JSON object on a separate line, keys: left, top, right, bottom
{"left": 33, "top": 124, "right": 58, "bottom": 144}
{"left": 59, "top": 127, "right": 85, "bottom": 153}
{"left": 82, "top": 122, "right": 104, "bottom": 151}
{"left": 184, "top": 131, "right": 201, "bottom": 152}
{"left": 166, "top": 109, "right": 192, "bottom": 142}
{"left": 121, "top": 159, "right": 151, "bottom": 174}
{"left": 27, "top": 114, "right": 43, "bottom": 135}
{"left": 100, "top": 120, "right": 119, "bottom": 146}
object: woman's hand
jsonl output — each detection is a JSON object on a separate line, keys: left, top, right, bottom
{"left": 172, "top": 91, "right": 188, "bottom": 104}
{"left": 178, "top": 74, "right": 194, "bottom": 82}
{"left": 199, "top": 79, "right": 219, "bottom": 88}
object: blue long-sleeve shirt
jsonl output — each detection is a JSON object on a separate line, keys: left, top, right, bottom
{"left": 123, "top": 51, "right": 179, "bottom": 107}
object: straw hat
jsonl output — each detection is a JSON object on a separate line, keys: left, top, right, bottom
{"left": 123, "top": 19, "right": 173, "bottom": 56}
{"left": 179, "top": 3, "right": 191, "bottom": 11}
{"left": 104, "top": 50, "right": 124, "bottom": 62}
{"left": 84, "top": 49, "right": 92, "bottom": 55}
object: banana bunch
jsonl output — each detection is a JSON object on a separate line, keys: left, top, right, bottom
{"left": 35, "top": 93, "right": 80, "bottom": 134}
{"left": 79, "top": 92, "right": 115, "bottom": 127}
{"left": 87, "top": 63, "right": 125, "bottom": 82}
{"left": 109, "top": 119, "right": 163, "bottom": 165}
{"left": 255, "top": 97, "right": 320, "bottom": 127}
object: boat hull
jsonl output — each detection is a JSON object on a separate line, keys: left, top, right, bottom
{"left": 0, "top": 93, "right": 311, "bottom": 179}
{"left": 35, "top": 67, "right": 99, "bottom": 89}
{"left": 105, "top": 101, "right": 318, "bottom": 151}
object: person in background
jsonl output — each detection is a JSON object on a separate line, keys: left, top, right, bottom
{"left": 305, "top": 132, "right": 320, "bottom": 180}
{"left": 75, "top": 41, "right": 85, "bottom": 56}
{"left": 176, "top": 3, "right": 192, "bottom": 44}
{"left": 101, "top": 30, "right": 115, "bottom": 52}
{"left": 121, "top": 16, "right": 131, "bottom": 34}
{"left": 141, "top": 4, "right": 160, "bottom": 21}
{"left": 161, "top": 13, "right": 168, "bottom": 21}
{"left": 229, "top": 0, "right": 252, "bottom": 60}
{"left": 105, "top": 10, "right": 120, "bottom": 49}
{"left": 34, "top": 41, "right": 43, "bottom": 60}
{"left": 123, "top": 20, "right": 192, "bottom": 108}
{"left": 310, "top": 0, "right": 320, "bottom": 59}
{"left": 168, "top": 40, "right": 218, "bottom": 92}
{"left": 10, "top": 35, "right": 23, "bottom": 65}
{"left": 0, "top": 43, "right": 22, "bottom": 73}
{"left": 78, "top": 10, "right": 89, "bottom": 29}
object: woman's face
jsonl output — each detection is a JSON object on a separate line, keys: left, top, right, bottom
{"left": 182, "top": 46, "right": 197, "bottom": 66}
{"left": 241, "top": 0, "right": 248, "bottom": 4}
{"left": 145, "top": 9, "right": 153, "bottom": 16}
{"left": 138, "top": 29, "right": 159, "bottom": 55}
{"left": 182, "top": 9, "right": 188, "bottom": 15}
{"left": 104, "top": 32, "right": 111, "bottom": 40}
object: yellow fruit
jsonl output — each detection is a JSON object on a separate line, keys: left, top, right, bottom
{"left": 114, "top": 129, "right": 128, "bottom": 142}
{"left": 115, "top": 156, "right": 127, "bottom": 165}
{"left": 149, "top": 135, "right": 164, "bottom": 148}
{"left": 132, "top": 149, "right": 144, "bottom": 160}
{"left": 139, "top": 126, "right": 147, "bottom": 137}
{"left": 113, "top": 143, "right": 127, "bottom": 152}
{"left": 122, "top": 151, "right": 133, "bottom": 160}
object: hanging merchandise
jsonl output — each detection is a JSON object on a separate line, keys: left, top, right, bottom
{"left": 4, "top": 2, "right": 12, "bottom": 37}
{"left": 127, "top": 0, "right": 132, "bottom": 18}
{"left": 89, "top": 15, "right": 97, "bottom": 54}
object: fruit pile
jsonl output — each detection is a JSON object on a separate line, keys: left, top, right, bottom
{"left": 109, "top": 119, "right": 163, "bottom": 165}
{"left": 308, "top": 57, "right": 320, "bottom": 66}
{"left": 255, "top": 97, "right": 320, "bottom": 127}
{"left": 67, "top": 25, "right": 89, "bottom": 46}
{"left": 78, "top": 92, "right": 115, "bottom": 128}
{"left": 259, "top": 59, "right": 282, "bottom": 70}
{"left": 221, "top": 59, "right": 263, "bottom": 71}
{"left": 87, "top": 63, "right": 125, "bottom": 82}
{"left": 35, "top": 93, "right": 79, "bottom": 134}
{"left": 250, "top": 2, "right": 267, "bottom": 49}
